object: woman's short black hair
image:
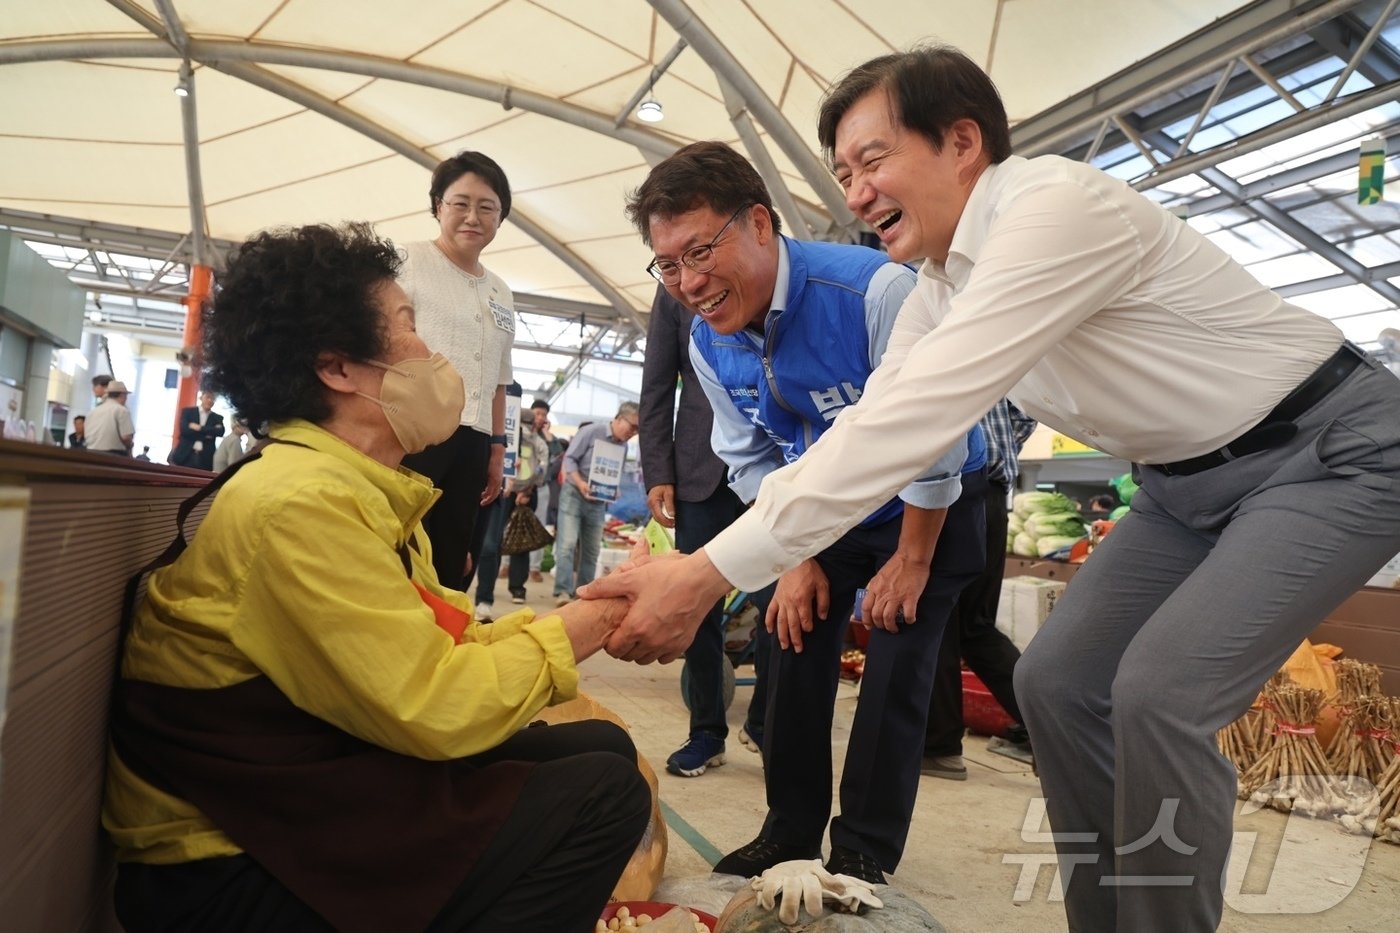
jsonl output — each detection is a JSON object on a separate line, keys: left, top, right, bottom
{"left": 202, "top": 222, "right": 401, "bottom": 431}
{"left": 429, "top": 150, "right": 512, "bottom": 220}
{"left": 817, "top": 45, "right": 1012, "bottom": 166}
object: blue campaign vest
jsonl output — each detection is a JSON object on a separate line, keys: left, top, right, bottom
{"left": 692, "top": 238, "right": 986, "bottom": 527}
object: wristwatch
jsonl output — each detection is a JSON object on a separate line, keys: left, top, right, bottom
{"left": 489, "top": 434, "right": 507, "bottom": 446}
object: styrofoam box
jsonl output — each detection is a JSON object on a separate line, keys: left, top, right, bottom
{"left": 596, "top": 546, "right": 630, "bottom": 579}
{"left": 1368, "top": 551, "right": 1400, "bottom": 589}
{"left": 996, "top": 575, "right": 1066, "bottom": 651}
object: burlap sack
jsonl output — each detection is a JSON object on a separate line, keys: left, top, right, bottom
{"left": 534, "top": 692, "right": 667, "bottom": 901}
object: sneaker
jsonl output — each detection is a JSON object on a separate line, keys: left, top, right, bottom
{"left": 554, "top": 594, "right": 571, "bottom": 607}
{"left": 738, "top": 722, "right": 764, "bottom": 754}
{"left": 475, "top": 602, "right": 495, "bottom": 622}
{"left": 665, "top": 734, "right": 725, "bottom": 778}
{"left": 529, "top": 570, "right": 544, "bottom": 583}
{"left": 921, "top": 754, "right": 967, "bottom": 780}
{"left": 825, "top": 845, "right": 886, "bottom": 886}
{"left": 511, "top": 593, "right": 526, "bottom": 604}
{"left": 713, "top": 836, "right": 820, "bottom": 878}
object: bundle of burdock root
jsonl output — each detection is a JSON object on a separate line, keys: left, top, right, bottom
{"left": 1218, "top": 710, "right": 1256, "bottom": 774}
{"left": 1341, "top": 697, "right": 1400, "bottom": 842}
{"left": 1220, "top": 673, "right": 1285, "bottom": 781}
{"left": 1240, "top": 681, "right": 1345, "bottom": 818}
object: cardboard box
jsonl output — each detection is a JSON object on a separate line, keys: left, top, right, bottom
{"left": 997, "top": 575, "right": 1066, "bottom": 651}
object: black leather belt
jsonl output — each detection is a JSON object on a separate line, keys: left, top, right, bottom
{"left": 1152, "top": 342, "right": 1364, "bottom": 477}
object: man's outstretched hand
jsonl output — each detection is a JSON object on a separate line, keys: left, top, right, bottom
{"left": 577, "top": 549, "right": 732, "bottom": 664}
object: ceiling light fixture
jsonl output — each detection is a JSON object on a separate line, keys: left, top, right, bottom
{"left": 174, "top": 60, "right": 192, "bottom": 98}
{"left": 637, "top": 98, "right": 664, "bottom": 123}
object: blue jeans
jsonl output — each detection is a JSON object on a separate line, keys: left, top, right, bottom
{"left": 676, "top": 485, "right": 772, "bottom": 742}
{"left": 473, "top": 496, "right": 509, "bottom": 606}
{"left": 553, "top": 484, "right": 606, "bottom": 597}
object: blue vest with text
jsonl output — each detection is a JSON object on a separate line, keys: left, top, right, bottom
{"left": 691, "top": 237, "right": 985, "bottom": 528}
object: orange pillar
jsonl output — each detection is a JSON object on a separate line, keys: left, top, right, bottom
{"left": 171, "top": 263, "right": 214, "bottom": 449}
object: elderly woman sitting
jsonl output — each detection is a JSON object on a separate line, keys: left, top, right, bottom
{"left": 103, "top": 223, "right": 649, "bottom": 933}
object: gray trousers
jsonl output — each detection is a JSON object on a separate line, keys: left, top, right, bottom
{"left": 1014, "top": 357, "right": 1400, "bottom": 932}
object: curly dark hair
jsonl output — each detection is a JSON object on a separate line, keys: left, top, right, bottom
{"left": 817, "top": 46, "right": 1012, "bottom": 166}
{"left": 202, "top": 222, "right": 401, "bottom": 431}
{"left": 624, "top": 141, "right": 781, "bottom": 247}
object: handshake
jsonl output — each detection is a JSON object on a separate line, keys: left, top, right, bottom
{"left": 751, "top": 859, "right": 883, "bottom": 924}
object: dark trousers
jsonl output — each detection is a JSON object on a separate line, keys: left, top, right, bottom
{"left": 113, "top": 720, "right": 650, "bottom": 933}
{"left": 761, "top": 470, "right": 987, "bottom": 870}
{"left": 476, "top": 492, "right": 536, "bottom": 605}
{"left": 675, "top": 485, "right": 771, "bottom": 742}
{"left": 403, "top": 425, "right": 490, "bottom": 591}
{"left": 925, "top": 478, "right": 1024, "bottom": 756}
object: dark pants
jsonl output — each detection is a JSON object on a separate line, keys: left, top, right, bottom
{"left": 403, "top": 425, "right": 490, "bottom": 591}
{"left": 113, "top": 720, "right": 650, "bottom": 933}
{"left": 761, "top": 470, "right": 987, "bottom": 871}
{"left": 925, "top": 478, "right": 1024, "bottom": 756}
{"left": 476, "top": 492, "right": 536, "bottom": 606}
{"left": 676, "top": 485, "right": 771, "bottom": 742}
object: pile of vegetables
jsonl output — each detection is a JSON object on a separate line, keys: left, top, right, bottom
{"left": 1008, "top": 491, "right": 1088, "bottom": 559}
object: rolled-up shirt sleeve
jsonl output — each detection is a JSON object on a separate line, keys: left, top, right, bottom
{"left": 862, "top": 261, "right": 964, "bottom": 510}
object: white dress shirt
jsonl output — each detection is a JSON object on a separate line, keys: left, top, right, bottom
{"left": 398, "top": 240, "right": 515, "bottom": 434}
{"left": 706, "top": 154, "right": 1344, "bottom": 591}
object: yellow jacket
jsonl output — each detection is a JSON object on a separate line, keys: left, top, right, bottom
{"left": 103, "top": 420, "right": 577, "bottom": 863}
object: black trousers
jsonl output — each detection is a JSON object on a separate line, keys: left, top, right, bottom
{"left": 925, "top": 479, "right": 1025, "bottom": 756}
{"left": 403, "top": 425, "right": 490, "bottom": 590}
{"left": 113, "top": 720, "right": 650, "bottom": 933}
{"left": 760, "top": 470, "right": 987, "bottom": 871}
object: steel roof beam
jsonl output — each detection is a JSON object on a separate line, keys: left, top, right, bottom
{"left": 0, "top": 37, "right": 687, "bottom": 163}
{"left": 1012, "top": 0, "right": 1363, "bottom": 156}
{"left": 647, "top": 0, "right": 856, "bottom": 231}
{"left": 188, "top": 60, "right": 646, "bottom": 338}
{"left": 1145, "top": 127, "right": 1400, "bottom": 306}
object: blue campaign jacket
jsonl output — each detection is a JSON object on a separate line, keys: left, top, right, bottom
{"left": 691, "top": 237, "right": 985, "bottom": 528}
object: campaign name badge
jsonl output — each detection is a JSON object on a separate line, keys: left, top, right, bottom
{"left": 488, "top": 296, "right": 515, "bottom": 333}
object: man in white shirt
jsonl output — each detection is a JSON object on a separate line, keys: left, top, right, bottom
{"left": 85, "top": 380, "right": 136, "bottom": 455}
{"left": 585, "top": 46, "right": 1400, "bottom": 932}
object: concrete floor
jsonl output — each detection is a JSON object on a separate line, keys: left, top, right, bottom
{"left": 507, "top": 586, "right": 1399, "bottom": 932}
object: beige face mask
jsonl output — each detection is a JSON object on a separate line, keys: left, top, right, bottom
{"left": 357, "top": 353, "right": 464, "bottom": 454}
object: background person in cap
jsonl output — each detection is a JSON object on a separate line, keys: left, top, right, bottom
{"left": 84, "top": 380, "right": 134, "bottom": 455}
{"left": 586, "top": 45, "right": 1400, "bottom": 932}
{"left": 91, "top": 373, "right": 112, "bottom": 407}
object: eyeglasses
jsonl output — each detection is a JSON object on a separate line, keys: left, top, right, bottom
{"left": 645, "top": 204, "right": 751, "bottom": 285}
{"left": 439, "top": 199, "right": 500, "bottom": 220}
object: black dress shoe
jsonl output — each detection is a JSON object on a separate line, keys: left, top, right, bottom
{"left": 712, "top": 836, "right": 820, "bottom": 878}
{"left": 824, "top": 845, "right": 886, "bottom": 886}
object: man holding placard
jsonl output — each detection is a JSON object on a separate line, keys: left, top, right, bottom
{"left": 552, "top": 402, "right": 641, "bottom": 604}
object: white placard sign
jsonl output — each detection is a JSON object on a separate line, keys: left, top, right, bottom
{"left": 587, "top": 439, "right": 625, "bottom": 501}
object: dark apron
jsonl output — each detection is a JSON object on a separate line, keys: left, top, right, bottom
{"left": 108, "top": 444, "right": 531, "bottom": 933}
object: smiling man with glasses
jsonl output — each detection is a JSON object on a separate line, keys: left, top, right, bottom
{"left": 621, "top": 141, "right": 988, "bottom": 885}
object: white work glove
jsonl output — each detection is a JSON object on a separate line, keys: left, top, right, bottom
{"left": 822, "top": 873, "right": 884, "bottom": 913}
{"left": 752, "top": 859, "right": 832, "bottom": 924}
